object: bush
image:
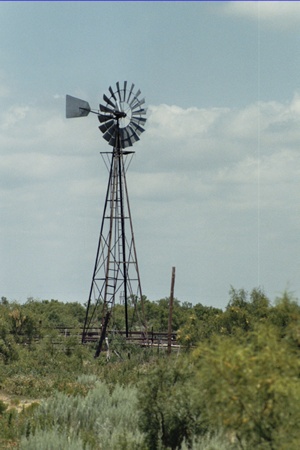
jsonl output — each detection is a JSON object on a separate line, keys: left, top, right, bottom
{"left": 137, "top": 357, "right": 205, "bottom": 450}
{"left": 0, "top": 400, "right": 7, "bottom": 415}
{"left": 192, "top": 325, "right": 300, "bottom": 449}
{"left": 27, "top": 381, "right": 145, "bottom": 449}
{"left": 181, "top": 431, "right": 239, "bottom": 450}
{"left": 20, "top": 427, "right": 89, "bottom": 450}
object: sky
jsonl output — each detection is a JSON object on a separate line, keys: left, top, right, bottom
{"left": 1, "top": 1, "right": 300, "bottom": 310}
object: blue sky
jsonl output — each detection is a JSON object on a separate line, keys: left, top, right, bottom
{"left": 1, "top": 1, "right": 300, "bottom": 309}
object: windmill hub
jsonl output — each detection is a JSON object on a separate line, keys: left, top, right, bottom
{"left": 114, "top": 109, "right": 127, "bottom": 120}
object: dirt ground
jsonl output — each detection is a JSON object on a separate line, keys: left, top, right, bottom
{"left": 0, "top": 392, "right": 39, "bottom": 413}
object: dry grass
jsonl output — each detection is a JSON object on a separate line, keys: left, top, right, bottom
{"left": 0, "top": 392, "right": 39, "bottom": 413}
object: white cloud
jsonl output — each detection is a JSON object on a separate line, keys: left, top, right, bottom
{"left": 223, "top": 1, "right": 300, "bottom": 28}
{"left": 1, "top": 93, "right": 300, "bottom": 305}
{"left": 1, "top": 105, "right": 30, "bottom": 129}
{"left": 148, "top": 104, "right": 226, "bottom": 140}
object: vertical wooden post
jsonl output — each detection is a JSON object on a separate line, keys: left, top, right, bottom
{"left": 168, "top": 267, "right": 176, "bottom": 355}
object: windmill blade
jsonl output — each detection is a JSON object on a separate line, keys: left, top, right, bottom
{"left": 118, "top": 129, "right": 126, "bottom": 149}
{"left": 99, "top": 120, "right": 115, "bottom": 133}
{"left": 66, "top": 95, "right": 91, "bottom": 118}
{"left": 130, "top": 121, "right": 145, "bottom": 135}
{"left": 98, "top": 113, "right": 114, "bottom": 123}
{"left": 130, "top": 125, "right": 142, "bottom": 137}
{"left": 103, "top": 133, "right": 116, "bottom": 147}
{"left": 123, "top": 140, "right": 132, "bottom": 149}
{"left": 127, "top": 83, "right": 135, "bottom": 103}
{"left": 114, "top": 100, "right": 121, "bottom": 112}
{"left": 100, "top": 103, "right": 115, "bottom": 114}
{"left": 128, "top": 133, "right": 139, "bottom": 145}
{"left": 99, "top": 119, "right": 115, "bottom": 133}
{"left": 130, "top": 94, "right": 142, "bottom": 108}
{"left": 109, "top": 134, "right": 117, "bottom": 147}
{"left": 116, "top": 82, "right": 122, "bottom": 102}
{"left": 109, "top": 86, "right": 117, "bottom": 101}
{"left": 127, "top": 124, "right": 140, "bottom": 143}
{"left": 131, "top": 108, "right": 147, "bottom": 116}
{"left": 120, "top": 127, "right": 127, "bottom": 140}
{"left": 131, "top": 97, "right": 145, "bottom": 110}
{"left": 102, "top": 133, "right": 111, "bottom": 143}
{"left": 132, "top": 116, "right": 147, "bottom": 125}
{"left": 123, "top": 81, "right": 127, "bottom": 102}
{"left": 120, "top": 128, "right": 133, "bottom": 148}
{"left": 103, "top": 94, "right": 116, "bottom": 109}
{"left": 131, "top": 102, "right": 145, "bottom": 114}
{"left": 103, "top": 124, "right": 117, "bottom": 142}
{"left": 119, "top": 127, "right": 126, "bottom": 144}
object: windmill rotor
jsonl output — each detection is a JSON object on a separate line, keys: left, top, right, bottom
{"left": 98, "top": 81, "right": 147, "bottom": 149}
{"left": 66, "top": 82, "right": 147, "bottom": 150}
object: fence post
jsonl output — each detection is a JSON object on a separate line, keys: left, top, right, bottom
{"left": 168, "top": 267, "right": 176, "bottom": 355}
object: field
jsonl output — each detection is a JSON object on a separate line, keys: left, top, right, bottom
{"left": 0, "top": 288, "right": 300, "bottom": 449}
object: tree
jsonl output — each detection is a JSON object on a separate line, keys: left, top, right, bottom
{"left": 1, "top": 297, "right": 8, "bottom": 306}
{"left": 192, "top": 324, "right": 300, "bottom": 448}
{"left": 0, "top": 315, "right": 18, "bottom": 363}
{"left": 177, "top": 304, "right": 223, "bottom": 346}
{"left": 137, "top": 358, "right": 204, "bottom": 450}
{"left": 268, "top": 290, "right": 300, "bottom": 329}
{"left": 9, "top": 307, "right": 41, "bottom": 344}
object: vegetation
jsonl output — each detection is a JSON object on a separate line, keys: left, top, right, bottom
{"left": 0, "top": 288, "right": 300, "bottom": 449}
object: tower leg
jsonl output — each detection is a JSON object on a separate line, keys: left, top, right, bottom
{"left": 82, "top": 149, "right": 145, "bottom": 355}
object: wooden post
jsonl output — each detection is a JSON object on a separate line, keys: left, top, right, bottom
{"left": 168, "top": 267, "right": 176, "bottom": 355}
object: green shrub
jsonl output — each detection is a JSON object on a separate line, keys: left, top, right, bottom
{"left": 192, "top": 325, "right": 300, "bottom": 449}
{"left": 0, "top": 335, "right": 19, "bottom": 364}
{"left": 0, "top": 400, "right": 7, "bottom": 415}
{"left": 2, "top": 373, "right": 56, "bottom": 397}
{"left": 137, "top": 357, "right": 205, "bottom": 450}
{"left": 20, "top": 427, "right": 89, "bottom": 450}
{"left": 28, "top": 381, "right": 145, "bottom": 449}
{"left": 181, "top": 431, "right": 239, "bottom": 450}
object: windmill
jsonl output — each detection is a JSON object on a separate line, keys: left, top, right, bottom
{"left": 66, "top": 82, "right": 147, "bottom": 357}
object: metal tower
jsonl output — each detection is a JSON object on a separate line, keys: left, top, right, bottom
{"left": 66, "top": 82, "right": 147, "bottom": 357}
